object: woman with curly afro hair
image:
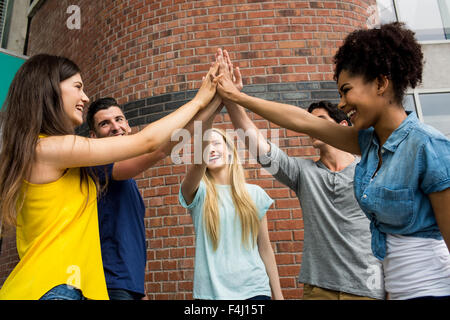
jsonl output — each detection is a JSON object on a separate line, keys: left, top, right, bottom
{"left": 215, "top": 22, "right": 450, "bottom": 300}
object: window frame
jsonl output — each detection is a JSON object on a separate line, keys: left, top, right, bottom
{"left": 406, "top": 88, "right": 450, "bottom": 135}
{"left": 390, "top": 0, "right": 450, "bottom": 43}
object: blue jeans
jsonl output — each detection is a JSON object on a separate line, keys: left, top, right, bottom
{"left": 39, "top": 284, "right": 86, "bottom": 300}
{"left": 107, "top": 288, "right": 143, "bottom": 300}
{"left": 247, "top": 295, "right": 271, "bottom": 300}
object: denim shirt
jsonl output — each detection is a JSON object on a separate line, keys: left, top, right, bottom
{"left": 355, "top": 112, "right": 450, "bottom": 260}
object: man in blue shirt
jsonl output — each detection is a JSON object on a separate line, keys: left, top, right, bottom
{"left": 87, "top": 97, "right": 168, "bottom": 300}
{"left": 87, "top": 97, "right": 222, "bottom": 299}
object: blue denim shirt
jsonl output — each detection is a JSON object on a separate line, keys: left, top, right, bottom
{"left": 355, "top": 112, "right": 450, "bottom": 260}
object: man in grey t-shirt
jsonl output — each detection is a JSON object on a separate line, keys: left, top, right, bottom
{"left": 225, "top": 99, "right": 385, "bottom": 300}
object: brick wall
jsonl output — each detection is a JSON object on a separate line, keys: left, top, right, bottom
{"left": 0, "top": 0, "right": 375, "bottom": 299}
{"left": 26, "top": 0, "right": 374, "bottom": 103}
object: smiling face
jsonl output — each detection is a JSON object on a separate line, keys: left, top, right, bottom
{"left": 337, "top": 70, "right": 383, "bottom": 131}
{"left": 90, "top": 106, "right": 131, "bottom": 138}
{"left": 205, "top": 130, "right": 231, "bottom": 173}
{"left": 60, "top": 73, "right": 89, "bottom": 128}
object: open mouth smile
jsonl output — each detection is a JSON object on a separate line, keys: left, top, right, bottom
{"left": 209, "top": 155, "right": 220, "bottom": 162}
{"left": 347, "top": 109, "right": 356, "bottom": 121}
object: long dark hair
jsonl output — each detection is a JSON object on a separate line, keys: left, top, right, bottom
{"left": 0, "top": 54, "right": 98, "bottom": 228}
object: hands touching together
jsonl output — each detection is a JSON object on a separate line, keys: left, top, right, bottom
{"left": 193, "top": 61, "right": 221, "bottom": 109}
{"left": 215, "top": 48, "right": 243, "bottom": 103}
{"left": 192, "top": 48, "right": 243, "bottom": 126}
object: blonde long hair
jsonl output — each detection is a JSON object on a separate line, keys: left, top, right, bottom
{"left": 202, "top": 128, "right": 260, "bottom": 251}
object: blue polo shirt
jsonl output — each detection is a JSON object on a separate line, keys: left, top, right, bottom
{"left": 354, "top": 112, "right": 450, "bottom": 260}
{"left": 93, "top": 164, "right": 146, "bottom": 297}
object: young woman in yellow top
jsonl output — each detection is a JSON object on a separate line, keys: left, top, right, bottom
{"left": 0, "top": 54, "right": 219, "bottom": 300}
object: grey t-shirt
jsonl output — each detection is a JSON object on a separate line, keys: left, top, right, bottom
{"left": 258, "top": 142, "right": 385, "bottom": 299}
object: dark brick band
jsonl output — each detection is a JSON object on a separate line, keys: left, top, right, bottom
{"left": 78, "top": 80, "right": 338, "bottom": 135}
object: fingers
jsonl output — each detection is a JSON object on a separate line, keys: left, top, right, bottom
{"left": 208, "top": 61, "right": 220, "bottom": 78}
{"left": 211, "top": 49, "right": 243, "bottom": 95}
{"left": 217, "top": 52, "right": 226, "bottom": 69}
{"left": 224, "top": 50, "right": 233, "bottom": 70}
{"left": 212, "top": 73, "right": 224, "bottom": 85}
{"left": 215, "top": 48, "right": 223, "bottom": 62}
{"left": 224, "top": 49, "right": 230, "bottom": 63}
{"left": 234, "top": 66, "right": 242, "bottom": 86}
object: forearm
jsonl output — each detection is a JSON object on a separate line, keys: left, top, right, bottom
{"left": 184, "top": 95, "right": 223, "bottom": 139}
{"left": 225, "top": 102, "right": 270, "bottom": 156}
{"left": 140, "top": 98, "right": 204, "bottom": 154}
{"left": 138, "top": 61, "right": 219, "bottom": 154}
{"left": 180, "top": 106, "right": 218, "bottom": 204}
{"left": 161, "top": 95, "right": 223, "bottom": 156}
{"left": 229, "top": 91, "right": 360, "bottom": 155}
{"left": 259, "top": 245, "right": 284, "bottom": 300}
{"left": 231, "top": 92, "right": 312, "bottom": 133}
{"left": 112, "top": 149, "right": 167, "bottom": 180}
{"left": 257, "top": 217, "right": 284, "bottom": 300}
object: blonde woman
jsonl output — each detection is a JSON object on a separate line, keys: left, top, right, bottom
{"left": 179, "top": 103, "right": 283, "bottom": 300}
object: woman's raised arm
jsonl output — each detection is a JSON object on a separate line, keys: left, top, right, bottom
{"left": 215, "top": 51, "right": 361, "bottom": 155}
{"left": 37, "top": 63, "right": 220, "bottom": 171}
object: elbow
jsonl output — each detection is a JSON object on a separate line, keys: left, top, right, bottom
{"left": 144, "top": 134, "right": 161, "bottom": 154}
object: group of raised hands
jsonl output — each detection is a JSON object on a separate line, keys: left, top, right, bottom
{"left": 194, "top": 48, "right": 245, "bottom": 113}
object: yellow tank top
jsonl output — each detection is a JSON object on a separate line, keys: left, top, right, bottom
{"left": 0, "top": 166, "right": 108, "bottom": 300}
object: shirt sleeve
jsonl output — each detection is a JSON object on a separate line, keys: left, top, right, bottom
{"left": 251, "top": 184, "right": 274, "bottom": 220}
{"left": 257, "top": 141, "right": 303, "bottom": 191}
{"left": 178, "top": 180, "right": 206, "bottom": 211}
{"left": 419, "top": 136, "right": 450, "bottom": 194}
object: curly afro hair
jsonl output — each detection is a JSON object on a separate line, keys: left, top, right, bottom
{"left": 333, "top": 22, "right": 423, "bottom": 104}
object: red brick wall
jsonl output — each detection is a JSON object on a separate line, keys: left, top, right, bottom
{"left": 26, "top": 0, "right": 375, "bottom": 103}
{"left": 0, "top": 0, "right": 375, "bottom": 299}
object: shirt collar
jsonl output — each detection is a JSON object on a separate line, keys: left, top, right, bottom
{"left": 371, "top": 111, "right": 418, "bottom": 152}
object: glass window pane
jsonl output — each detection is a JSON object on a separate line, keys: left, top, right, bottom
{"left": 396, "top": 0, "right": 446, "bottom": 41}
{"left": 438, "top": 0, "right": 450, "bottom": 39}
{"left": 377, "top": 0, "right": 397, "bottom": 24}
{"left": 419, "top": 92, "right": 450, "bottom": 138}
{"left": 403, "top": 94, "right": 416, "bottom": 113}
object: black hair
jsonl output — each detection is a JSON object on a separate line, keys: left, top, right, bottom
{"left": 333, "top": 22, "right": 423, "bottom": 104}
{"left": 86, "top": 97, "right": 121, "bottom": 131}
{"left": 308, "top": 100, "right": 352, "bottom": 126}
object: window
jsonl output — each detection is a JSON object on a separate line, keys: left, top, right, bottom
{"left": 0, "top": 0, "right": 10, "bottom": 47}
{"left": 377, "top": 0, "right": 398, "bottom": 24}
{"left": 377, "top": 0, "right": 450, "bottom": 41}
{"left": 419, "top": 92, "right": 450, "bottom": 138}
{"left": 405, "top": 90, "right": 450, "bottom": 138}
{"left": 403, "top": 94, "right": 416, "bottom": 113}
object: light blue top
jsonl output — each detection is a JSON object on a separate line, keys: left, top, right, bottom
{"left": 355, "top": 112, "right": 450, "bottom": 260}
{"left": 178, "top": 181, "right": 274, "bottom": 300}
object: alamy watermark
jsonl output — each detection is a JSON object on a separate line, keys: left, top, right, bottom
{"left": 366, "top": 5, "right": 381, "bottom": 29}
{"left": 366, "top": 264, "right": 383, "bottom": 290}
{"left": 169, "top": 122, "right": 281, "bottom": 175}
{"left": 66, "top": 5, "right": 81, "bottom": 30}
{"left": 66, "top": 264, "right": 81, "bottom": 288}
